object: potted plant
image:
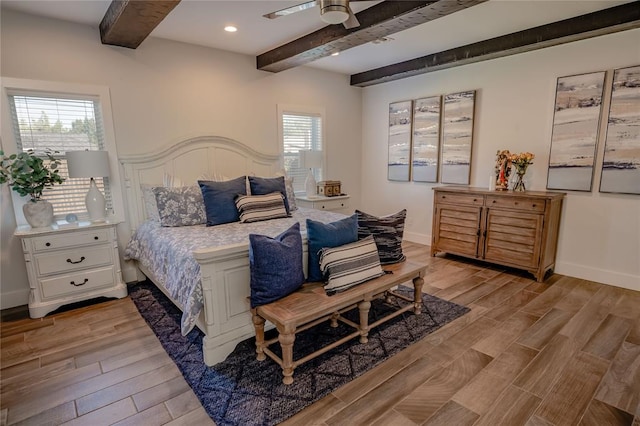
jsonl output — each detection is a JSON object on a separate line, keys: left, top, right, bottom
{"left": 0, "top": 149, "right": 65, "bottom": 228}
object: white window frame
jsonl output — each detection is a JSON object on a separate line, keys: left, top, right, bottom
{"left": 1, "top": 78, "right": 125, "bottom": 225}
{"left": 277, "top": 104, "right": 326, "bottom": 194}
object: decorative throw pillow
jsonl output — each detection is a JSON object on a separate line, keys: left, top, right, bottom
{"left": 356, "top": 209, "right": 407, "bottom": 264}
{"left": 199, "top": 176, "right": 247, "bottom": 226}
{"left": 306, "top": 214, "right": 358, "bottom": 282}
{"left": 248, "top": 176, "right": 291, "bottom": 215}
{"left": 284, "top": 176, "right": 297, "bottom": 211}
{"left": 249, "top": 222, "right": 305, "bottom": 308}
{"left": 319, "top": 235, "right": 384, "bottom": 296}
{"left": 141, "top": 184, "right": 161, "bottom": 223}
{"left": 236, "top": 192, "right": 288, "bottom": 223}
{"left": 152, "top": 186, "right": 206, "bottom": 227}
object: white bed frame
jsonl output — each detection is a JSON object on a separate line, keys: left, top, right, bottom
{"left": 120, "top": 136, "right": 304, "bottom": 365}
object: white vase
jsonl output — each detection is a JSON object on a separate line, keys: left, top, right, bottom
{"left": 23, "top": 199, "right": 54, "bottom": 228}
{"left": 305, "top": 168, "right": 317, "bottom": 197}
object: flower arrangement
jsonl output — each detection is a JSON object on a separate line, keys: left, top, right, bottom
{"left": 509, "top": 152, "right": 535, "bottom": 191}
{"left": 510, "top": 152, "right": 535, "bottom": 170}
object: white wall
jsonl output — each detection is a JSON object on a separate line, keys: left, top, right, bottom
{"left": 361, "top": 29, "right": 640, "bottom": 291}
{"left": 0, "top": 9, "right": 363, "bottom": 308}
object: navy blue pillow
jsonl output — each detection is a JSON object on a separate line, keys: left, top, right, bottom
{"left": 306, "top": 214, "right": 358, "bottom": 282}
{"left": 198, "top": 176, "right": 247, "bottom": 226}
{"left": 248, "top": 176, "right": 290, "bottom": 215}
{"left": 249, "top": 222, "right": 305, "bottom": 308}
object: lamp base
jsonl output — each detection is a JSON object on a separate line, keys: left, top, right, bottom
{"left": 86, "top": 178, "right": 107, "bottom": 222}
{"left": 305, "top": 169, "right": 317, "bottom": 197}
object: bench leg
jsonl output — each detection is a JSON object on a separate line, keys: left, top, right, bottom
{"left": 358, "top": 300, "right": 371, "bottom": 343}
{"left": 279, "top": 326, "right": 296, "bottom": 385}
{"left": 413, "top": 276, "right": 424, "bottom": 315}
{"left": 251, "top": 309, "right": 266, "bottom": 361}
{"left": 330, "top": 312, "right": 340, "bottom": 328}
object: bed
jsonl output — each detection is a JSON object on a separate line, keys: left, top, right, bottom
{"left": 120, "top": 136, "right": 346, "bottom": 366}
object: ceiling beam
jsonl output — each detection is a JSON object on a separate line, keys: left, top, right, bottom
{"left": 100, "top": 0, "right": 181, "bottom": 49}
{"left": 257, "top": 0, "right": 487, "bottom": 73}
{"left": 351, "top": 2, "right": 640, "bottom": 87}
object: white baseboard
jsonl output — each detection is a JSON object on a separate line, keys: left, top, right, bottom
{"left": 1, "top": 288, "right": 29, "bottom": 310}
{"left": 404, "top": 232, "right": 431, "bottom": 246}
{"left": 555, "top": 261, "right": 639, "bottom": 292}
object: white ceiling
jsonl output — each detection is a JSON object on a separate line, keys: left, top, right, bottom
{"left": 1, "top": 0, "right": 633, "bottom": 75}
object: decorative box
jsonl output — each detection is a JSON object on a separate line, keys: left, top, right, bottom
{"left": 317, "top": 180, "right": 341, "bottom": 197}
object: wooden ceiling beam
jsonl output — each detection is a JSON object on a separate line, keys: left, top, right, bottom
{"left": 100, "top": 0, "right": 181, "bottom": 49}
{"left": 351, "top": 2, "right": 640, "bottom": 87}
{"left": 257, "top": 0, "right": 487, "bottom": 73}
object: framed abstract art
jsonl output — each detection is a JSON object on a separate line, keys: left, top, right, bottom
{"left": 411, "top": 96, "right": 441, "bottom": 182}
{"left": 388, "top": 100, "right": 413, "bottom": 181}
{"left": 440, "top": 91, "right": 475, "bottom": 184}
{"left": 600, "top": 65, "right": 640, "bottom": 195}
{"left": 547, "top": 71, "right": 606, "bottom": 191}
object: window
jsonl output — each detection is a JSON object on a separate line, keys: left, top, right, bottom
{"left": 279, "top": 106, "right": 324, "bottom": 193}
{"left": 7, "top": 93, "right": 112, "bottom": 217}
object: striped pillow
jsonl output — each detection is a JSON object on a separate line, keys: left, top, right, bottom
{"left": 356, "top": 209, "right": 407, "bottom": 264}
{"left": 236, "top": 192, "right": 288, "bottom": 223}
{"left": 319, "top": 235, "right": 384, "bottom": 296}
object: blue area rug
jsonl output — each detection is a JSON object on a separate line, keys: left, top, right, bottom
{"left": 129, "top": 281, "right": 469, "bottom": 426}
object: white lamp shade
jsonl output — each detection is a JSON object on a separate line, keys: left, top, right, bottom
{"left": 300, "top": 150, "right": 323, "bottom": 169}
{"left": 66, "top": 150, "right": 110, "bottom": 178}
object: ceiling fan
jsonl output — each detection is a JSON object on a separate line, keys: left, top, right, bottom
{"left": 263, "top": 0, "right": 361, "bottom": 29}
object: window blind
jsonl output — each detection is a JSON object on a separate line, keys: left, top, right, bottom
{"left": 282, "top": 113, "right": 323, "bottom": 193}
{"left": 7, "top": 94, "right": 113, "bottom": 216}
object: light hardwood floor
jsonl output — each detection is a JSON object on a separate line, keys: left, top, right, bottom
{"left": 1, "top": 242, "right": 639, "bottom": 425}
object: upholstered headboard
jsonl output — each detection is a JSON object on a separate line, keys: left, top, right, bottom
{"left": 119, "top": 136, "right": 281, "bottom": 232}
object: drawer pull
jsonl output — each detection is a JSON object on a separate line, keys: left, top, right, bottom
{"left": 66, "top": 256, "right": 86, "bottom": 264}
{"left": 492, "top": 200, "right": 496, "bottom": 203}
{"left": 532, "top": 204, "right": 536, "bottom": 207}
{"left": 94, "top": 236, "right": 99, "bottom": 240}
{"left": 46, "top": 242, "right": 51, "bottom": 247}
{"left": 340, "top": 203, "right": 344, "bottom": 207}
{"left": 70, "top": 278, "right": 89, "bottom": 287}
{"left": 515, "top": 202, "right": 519, "bottom": 205}
{"left": 473, "top": 199, "right": 477, "bottom": 202}
{"left": 442, "top": 196, "right": 446, "bottom": 199}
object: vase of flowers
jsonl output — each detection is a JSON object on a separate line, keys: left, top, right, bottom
{"left": 0, "top": 149, "right": 64, "bottom": 228}
{"left": 510, "top": 152, "right": 535, "bottom": 192}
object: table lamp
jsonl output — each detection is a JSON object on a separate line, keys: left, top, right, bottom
{"left": 300, "top": 150, "right": 323, "bottom": 197}
{"left": 66, "top": 150, "right": 110, "bottom": 222}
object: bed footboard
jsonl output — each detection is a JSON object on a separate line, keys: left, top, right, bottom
{"left": 194, "top": 241, "right": 308, "bottom": 366}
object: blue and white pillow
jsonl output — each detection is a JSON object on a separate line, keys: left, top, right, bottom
{"left": 248, "top": 176, "right": 291, "bottom": 215}
{"left": 319, "top": 235, "right": 384, "bottom": 296}
{"left": 356, "top": 209, "right": 407, "bottom": 264}
{"left": 236, "top": 192, "right": 288, "bottom": 223}
{"left": 152, "top": 186, "right": 206, "bottom": 227}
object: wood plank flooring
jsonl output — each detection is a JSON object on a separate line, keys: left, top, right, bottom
{"left": 1, "top": 241, "right": 639, "bottom": 425}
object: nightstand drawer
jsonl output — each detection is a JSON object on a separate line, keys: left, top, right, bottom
{"left": 315, "top": 198, "right": 350, "bottom": 211}
{"left": 35, "top": 245, "right": 113, "bottom": 276}
{"left": 32, "top": 229, "right": 111, "bottom": 252}
{"left": 39, "top": 266, "right": 116, "bottom": 299}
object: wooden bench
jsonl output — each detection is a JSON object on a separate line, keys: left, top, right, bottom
{"left": 251, "top": 259, "right": 428, "bottom": 384}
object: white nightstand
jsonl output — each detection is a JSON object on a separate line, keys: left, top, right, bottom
{"left": 15, "top": 221, "right": 128, "bottom": 318}
{"left": 296, "top": 194, "right": 351, "bottom": 214}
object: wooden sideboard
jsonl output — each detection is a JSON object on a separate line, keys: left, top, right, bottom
{"left": 431, "top": 186, "right": 565, "bottom": 282}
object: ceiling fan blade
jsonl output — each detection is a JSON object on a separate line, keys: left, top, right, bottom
{"left": 263, "top": 1, "right": 317, "bottom": 19}
{"left": 342, "top": 6, "right": 360, "bottom": 29}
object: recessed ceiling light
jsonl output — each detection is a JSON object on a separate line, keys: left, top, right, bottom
{"left": 224, "top": 26, "right": 237, "bottom": 33}
{"left": 331, "top": 52, "right": 340, "bottom": 57}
